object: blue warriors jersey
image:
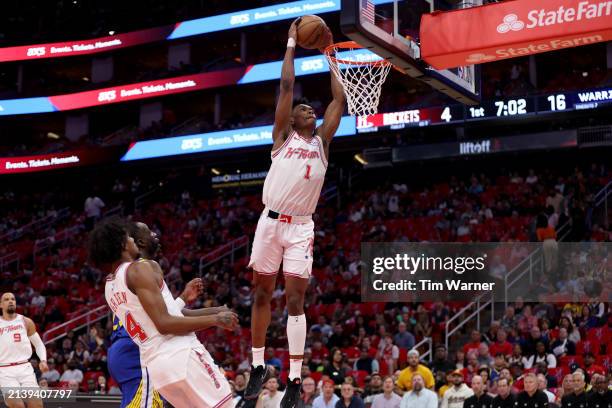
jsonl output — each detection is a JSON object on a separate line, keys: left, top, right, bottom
{"left": 108, "top": 315, "right": 163, "bottom": 408}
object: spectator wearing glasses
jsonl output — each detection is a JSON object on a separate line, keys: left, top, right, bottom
{"left": 298, "top": 377, "right": 318, "bottom": 408}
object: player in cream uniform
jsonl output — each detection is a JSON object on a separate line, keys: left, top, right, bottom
{"left": 0, "top": 293, "right": 48, "bottom": 408}
{"left": 89, "top": 218, "right": 239, "bottom": 408}
{"left": 245, "top": 18, "right": 346, "bottom": 408}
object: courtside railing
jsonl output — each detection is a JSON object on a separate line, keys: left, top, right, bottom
{"left": 594, "top": 180, "right": 611, "bottom": 229}
{"left": 197, "top": 235, "right": 250, "bottom": 277}
{"left": 0, "top": 252, "right": 19, "bottom": 273}
{"left": 43, "top": 305, "right": 109, "bottom": 345}
{"left": 0, "top": 207, "right": 71, "bottom": 243}
{"left": 33, "top": 224, "right": 84, "bottom": 262}
{"left": 414, "top": 337, "right": 433, "bottom": 362}
{"left": 445, "top": 291, "right": 495, "bottom": 351}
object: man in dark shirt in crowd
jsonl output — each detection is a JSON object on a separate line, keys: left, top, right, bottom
{"left": 562, "top": 371, "right": 588, "bottom": 408}
{"left": 492, "top": 378, "right": 516, "bottom": 408}
{"left": 336, "top": 383, "right": 364, "bottom": 408}
{"left": 354, "top": 346, "right": 378, "bottom": 375}
{"left": 431, "top": 345, "right": 455, "bottom": 375}
{"left": 587, "top": 374, "right": 612, "bottom": 408}
{"left": 393, "top": 322, "right": 415, "bottom": 350}
{"left": 464, "top": 375, "right": 493, "bottom": 408}
{"left": 516, "top": 373, "right": 549, "bottom": 407}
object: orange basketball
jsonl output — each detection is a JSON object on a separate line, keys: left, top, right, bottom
{"left": 296, "top": 15, "right": 331, "bottom": 49}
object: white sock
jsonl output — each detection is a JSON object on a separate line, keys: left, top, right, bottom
{"left": 287, "top": 314, "right": 306, "bottom": 381}
{"left": 252, "top": 347, "right": 265, "bottom": 368}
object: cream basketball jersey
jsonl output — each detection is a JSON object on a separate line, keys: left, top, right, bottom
{"left": 105, "top": 261, "right": 198, "bottom": 364}
{"left": 262, "top": 132, "right": 328, "bottom": 216}
{"left": 0, "top": 315, "right": 31, "bottom": 364}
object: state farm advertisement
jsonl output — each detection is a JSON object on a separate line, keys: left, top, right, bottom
{"left": 0, "top": 26, "right": 173, "bottom": 62}
{"left": 421, "top": 0, "right": 612, "bottom": 69}
{"left": 0, "top": 149, "right": 119, "bottom": 174}
{"left": 49, "top": 69, "right": 246, "bottom": 111}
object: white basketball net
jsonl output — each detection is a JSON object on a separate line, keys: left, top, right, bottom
{"left": 325, "top": 43, "right": 392, "bottom": 117}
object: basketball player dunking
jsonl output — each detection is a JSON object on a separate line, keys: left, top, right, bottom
{"left": 89, "top": 218, "right": 239, "bottom": 408}
{"left": 244, "top": 19, "right": 345, "bottom": 408}
{"left": 0, "top": 293, "right": 49, "bottom": 408}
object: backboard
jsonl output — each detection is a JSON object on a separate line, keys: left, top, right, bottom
{"left": 341, "top": 0, "right": 482, "bottom": 104}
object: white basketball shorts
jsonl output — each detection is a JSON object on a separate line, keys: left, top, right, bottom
{"left": 154, "top": 347, "right": 233, "bottom": 408}
{"left": 0, "top": 362, "right": 39, "bottom": 388}
{"left": 248, "top": 209, "right": 314, "bottom": 279}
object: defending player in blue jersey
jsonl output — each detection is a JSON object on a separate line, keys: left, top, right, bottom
{"left": 108, "top": 221, "right": 229, "bottom": 408}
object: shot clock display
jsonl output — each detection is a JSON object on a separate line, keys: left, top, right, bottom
{"left": 355, "top": 86, "right": 612, "bottom": 133}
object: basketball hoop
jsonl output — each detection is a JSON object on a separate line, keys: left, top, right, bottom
{"left": 324, "top": 41, "right": 392, "bottom": 116}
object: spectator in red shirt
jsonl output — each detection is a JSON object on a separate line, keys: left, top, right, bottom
{"left": 311, "top": 340, "right": 330, "bottom": 366}
{"left": 584, "top": 352, "right": 605, "bottom": 378}
{"left": 462, "top": 330, "right": 482, "bottom": 355}
{"left": 489, "top": 328, "right": 513, "bottom": 357}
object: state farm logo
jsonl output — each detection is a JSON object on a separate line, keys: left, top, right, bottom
{"left": 497, "top": 14, "right": 525, "bottom": 33}
{"left": 27, "top": 47, "right": 46, "bottom": 57}
{"left": 97, "top": 90, "right": 117, "bottom": 102}
{"left": 466, "top": 53, "right": 496, "bottom": 63}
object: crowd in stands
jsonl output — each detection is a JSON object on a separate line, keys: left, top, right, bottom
{"left": 3, "top": 161, "right": 608, "bottom": 398}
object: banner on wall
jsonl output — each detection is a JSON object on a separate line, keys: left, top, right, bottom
{"left": 0, "top": 0, "right": 395, "bottom": 62}
{"left": 0, "top": 50, "right": 377, "bottom": 116}
{"left": 421, "top": 0, "right": 612, "bottom": 69}
{"left": 0, "top": 149, "right": 121, "bottom": 175}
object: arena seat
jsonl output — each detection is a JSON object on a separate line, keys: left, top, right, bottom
{"left": 586, "top": 327, "right": 609, "bottom": 344}
{"left": 576, "top": 340, "right": 601, "bottom": 355}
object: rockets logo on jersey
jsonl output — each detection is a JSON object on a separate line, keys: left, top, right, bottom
{"left": 284, "top": 147, "right": 320, "bottom": 160}
{"left": 0, "top": 323, "right": 24, "bottom": 335}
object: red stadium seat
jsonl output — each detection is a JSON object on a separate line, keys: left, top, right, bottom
{"left": 576, "top": 340, "right": 601, "bottom": 356}
{"left": 349, "top": 370, "right": 369, "bottom": 388}
{"left": 547, "top": 367, "right": 565, "bottom": 384}
{"left": 559, "top": 355, "right": 583, "bottom": 368}
{"left": 587, "top": 328, "right": 609, "bottom": 344}
{"left": 398, "top": 348, "right": 408, "bottom": 367}
{"left": 596, "top": 355, "right": 611, "bottom": 370}
{"left": 310, "top": 372, "right": 323, "bottom": 384}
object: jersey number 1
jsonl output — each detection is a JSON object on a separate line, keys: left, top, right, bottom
{"left": 304, "top": 165, "right": 312, "bottom": 180}
{"left": 125, "top": 312, "right": 148, "bottom": 342}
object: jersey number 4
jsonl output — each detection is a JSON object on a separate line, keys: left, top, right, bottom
{"left": 125, "top": 312, "right": 148, "bottom": 342}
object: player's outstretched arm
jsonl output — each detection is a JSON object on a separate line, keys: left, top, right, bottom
{"left": 317, "top": 66, "right": 346, "bottom": 144}
{"left": 272, "top": 18, "right": 300, "bottom": 145}
{"left": 127, "top": 262, "right": 238, "bottom": 335}
{"left": 25, "top": 317, "right": 48, "bottom": 372}
{"left": 182, "top": 305, "right": 231, "bottom": 317}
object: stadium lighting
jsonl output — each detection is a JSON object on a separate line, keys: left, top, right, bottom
{"left": 354, "top": 153, "right": 368, "bottom": 165}
{"left": 47, "top": 132, "right": 61, "bottom": 140}
{"left": 211, "top": 168, "right": 221, "bottom": 175}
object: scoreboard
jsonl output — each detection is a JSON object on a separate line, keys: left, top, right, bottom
{"left": 356, "top": 87, "right": 612, "bottom": 132}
